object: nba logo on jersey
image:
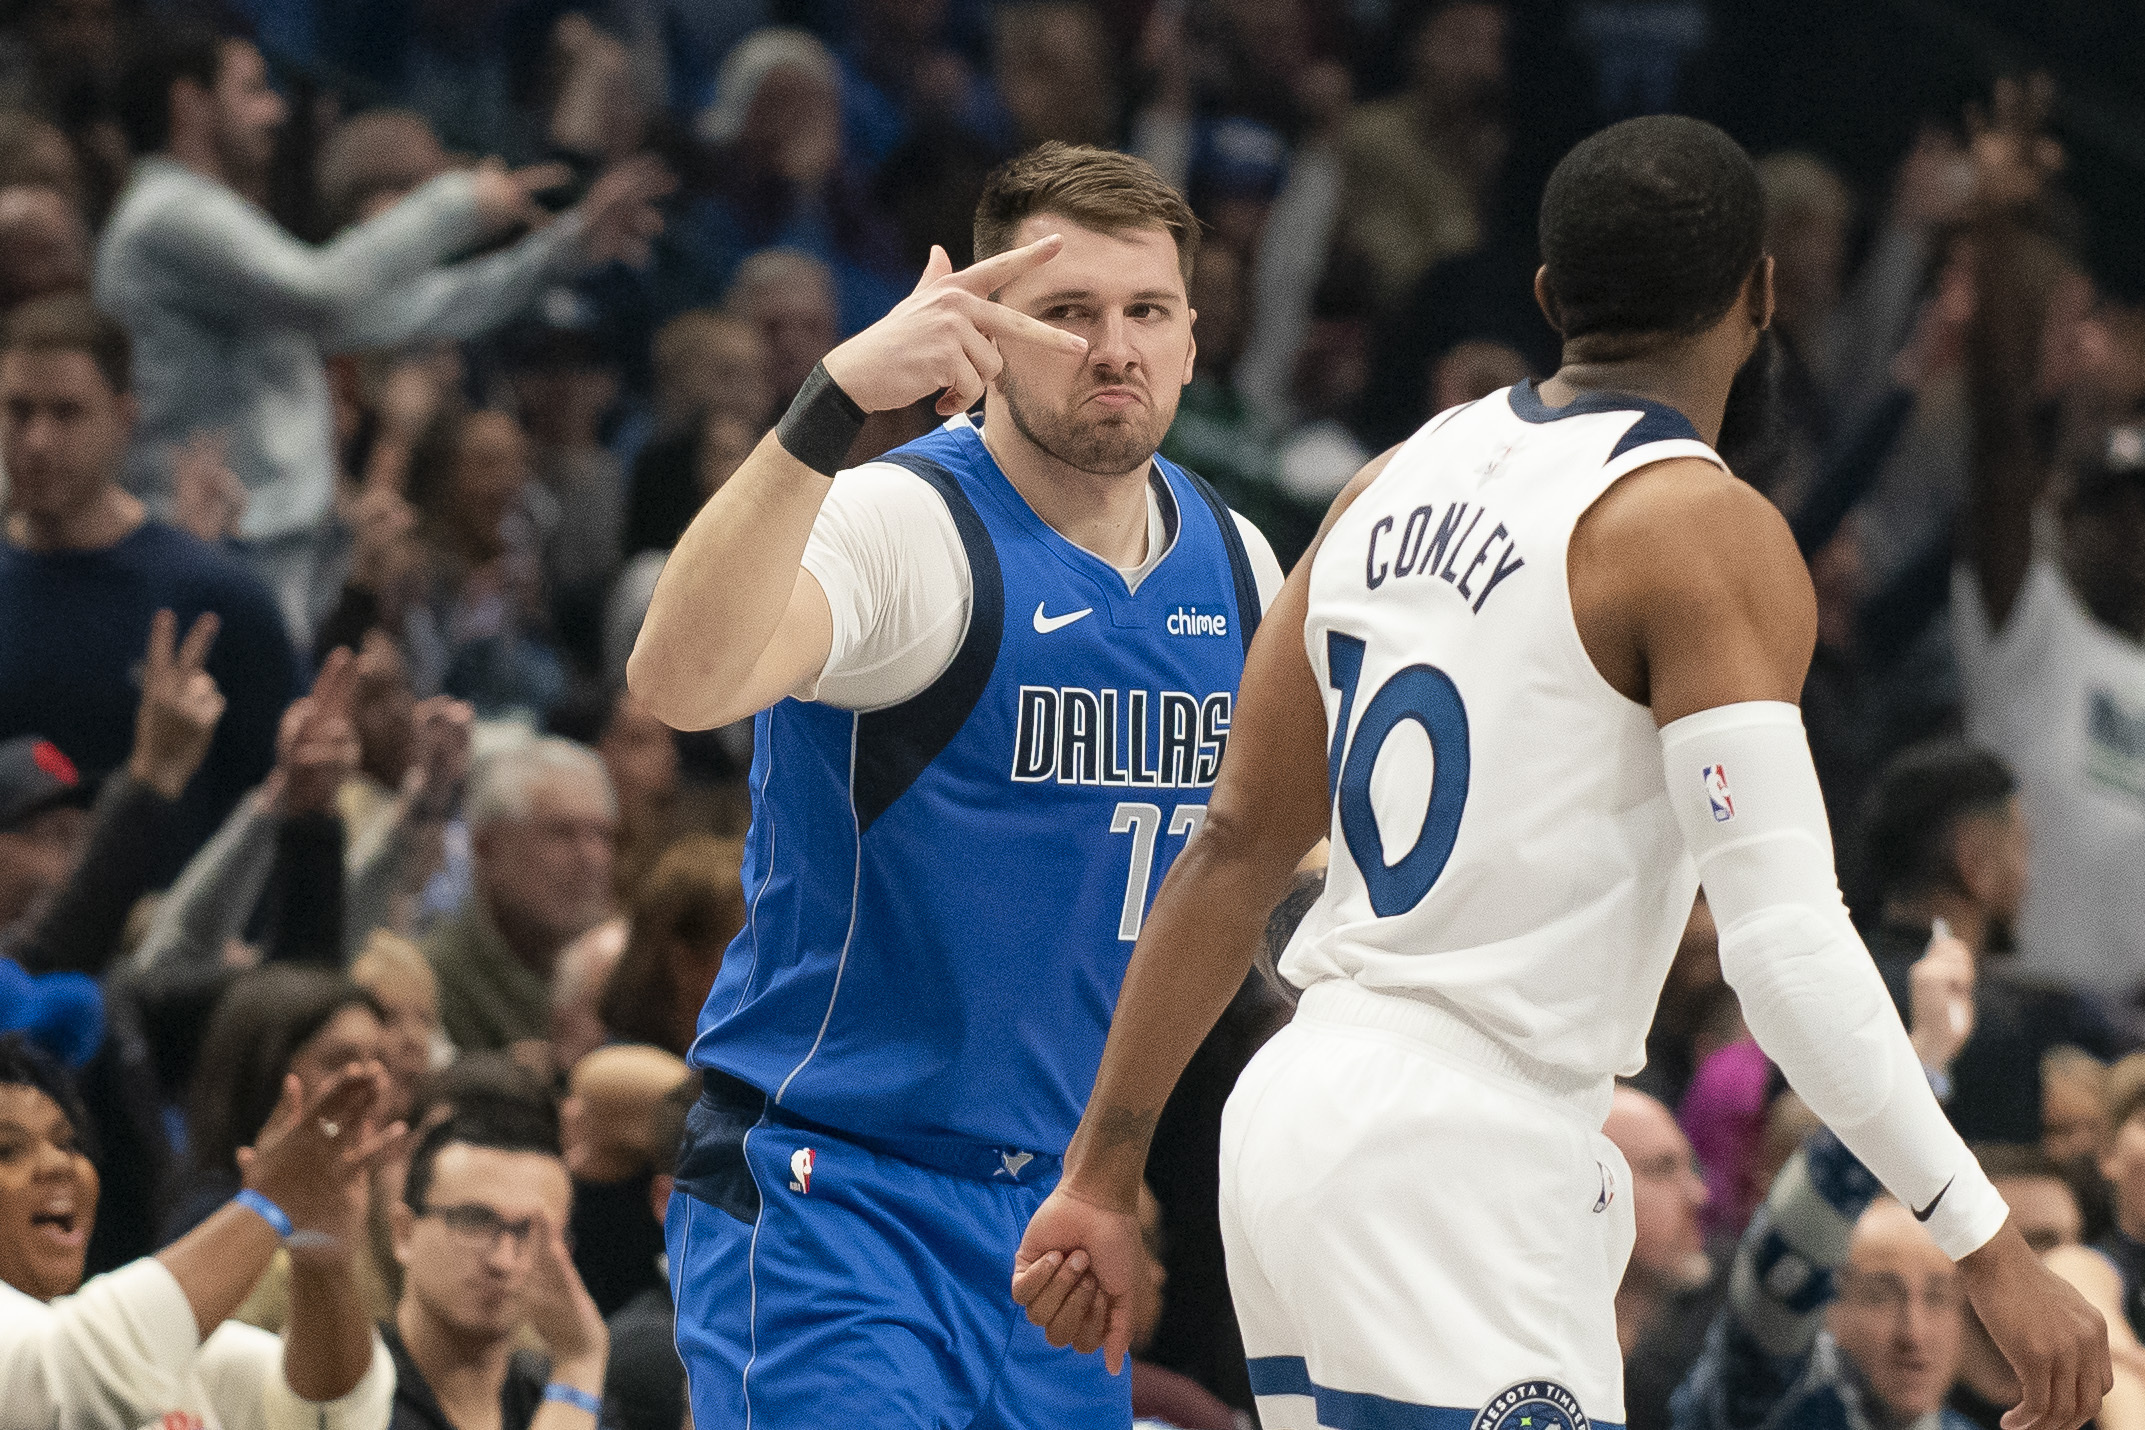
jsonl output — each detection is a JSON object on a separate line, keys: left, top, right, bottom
{"left": 789, "top": 1147, "right": 815, "bottom": 1194}
{"left": 1702, "top": 765, "right": 1735, "bottom": 822}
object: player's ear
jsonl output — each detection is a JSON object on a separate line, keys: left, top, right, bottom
{"left": 1532, "top": 267, "right": 1565, "bottom": 335}
{"left": 1183, "top": 311, "right": 1198, "bottom": 386}
{"left": 1750, "top": 254, "right": 1776, "bottom": 333}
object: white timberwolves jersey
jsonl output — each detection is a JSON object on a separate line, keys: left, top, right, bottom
{"left": 1280, "top": 380, "right": 1727, "bottom": 1087}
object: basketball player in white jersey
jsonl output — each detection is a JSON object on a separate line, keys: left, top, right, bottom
{"left": 1010, "top": 115, "right": 2111, "bottom": 1430}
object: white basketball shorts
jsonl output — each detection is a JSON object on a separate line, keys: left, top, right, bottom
{"left": 1220, "top": 978, "right": 1636, "bottom": 1430}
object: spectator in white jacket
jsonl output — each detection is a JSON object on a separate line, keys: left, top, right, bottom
{"left": 0, "top": 1032, "right": 402, "bottom": 1430}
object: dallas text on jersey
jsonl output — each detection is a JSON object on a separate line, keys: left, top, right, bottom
{"left": 1362, "top": 497, "right": 1527, "bottom": 612}
{"left": 1010, "top": 687, "right": 1233, "bottom": 788}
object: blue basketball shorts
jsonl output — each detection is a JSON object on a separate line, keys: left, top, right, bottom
{"left": 665, "top": 1073, "right": 1130, "bottom": 1429}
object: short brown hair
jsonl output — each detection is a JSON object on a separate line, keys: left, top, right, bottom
{"left": 973, "top": 142, "right": 1200, "bottom": 279}
{"left": 2, "top": 291, "right": 130, "bottom": 394}
{"left": 600, "top": 835, "right": 748, "bottom": 1055}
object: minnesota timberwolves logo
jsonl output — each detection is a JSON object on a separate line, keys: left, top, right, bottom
{"left": 1472, "top": 1381, "right": 1590, "bottom": 1430}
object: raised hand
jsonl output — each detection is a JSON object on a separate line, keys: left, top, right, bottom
{"left": 575, "top": 154, "right": 675, "bottom": 268}
{"left": 274, "top": 647, "right": 361, "bottom": 815}
{"left": 1011, "top": 1182, "right": 1145, "bottom": 1374}
{"left": 402, "top": 695, "right": 474, "bottom": 820}
{"left": 472, "top": 158, "right": 575, "bottom": 236}
{"left": 1907, "top": 918, "right": 1976, "bottom": 1072}
{"left": 821, "top": 236, "right": 1091, "bottom": 418}
{"left": 128, "top": 609, "right": 226, "bottom": 799}
{"left": 1966, "top": 73, "right": 2064, "bottom": 217}
{"left": 240, "top": 1063, "right": 405, "bottom": 1265}
{"left": 171, "top": 432, "right": 246, "bottom": 544}
{"left": 521, "top": 1208, "right": 609, "bottom": 1382}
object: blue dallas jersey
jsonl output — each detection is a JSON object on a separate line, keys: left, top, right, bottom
{"left": 687, "top": 418, "right": 1262, "bottom": 1159}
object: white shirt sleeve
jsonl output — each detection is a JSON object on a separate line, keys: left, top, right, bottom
{"left": 199, "top": 1325, "right": 395, "bottom": 1430}
{"left": 795, "top": 467, "right": 1288, "bottom": 713}
{"left": 799, "top": 461, "right": 975, "bottom": 713}
{"left": 0, "top": 1260, "right": 204, "bottom": 1430}
{"left": 1232, "top": 512, "right": 1288, "bottom": 613}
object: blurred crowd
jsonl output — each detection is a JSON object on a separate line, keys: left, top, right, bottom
{"left": 1, "top": 0, "right": 2144, "bottom": 1428}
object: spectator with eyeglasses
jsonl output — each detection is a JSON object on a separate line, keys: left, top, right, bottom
{"left": 384, "top": 1104, "right": 608, "bottom": 1430}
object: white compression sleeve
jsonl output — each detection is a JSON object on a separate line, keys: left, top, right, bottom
{"left": 1659, "top": 700, "right": 2008, "bottom": 1261}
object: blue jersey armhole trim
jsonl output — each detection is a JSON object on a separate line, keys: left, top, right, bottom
{"left": 1173, "top": 461, "right": 1262, "bottom": 656}
{"left": 851, "top": 451, "right": 1005, "bottom": 832}
{"left": 1506, "top": 378, "right": 1703, "bottom": 462}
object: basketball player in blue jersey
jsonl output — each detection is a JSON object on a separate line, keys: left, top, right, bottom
{"left": 1015, "top": 116, "right": 2112, "bottom": 1430}
{"left": 628, "top": 143, "right": 1283, "bottom": 1428}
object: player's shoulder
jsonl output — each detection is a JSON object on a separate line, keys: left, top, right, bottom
{"left": 1582, "top": 453, "right": 1790, "bottom": 557}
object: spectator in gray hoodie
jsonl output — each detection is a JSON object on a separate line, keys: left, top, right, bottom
{"left": 95, "top": 20, "right": 669, "bottom": 637}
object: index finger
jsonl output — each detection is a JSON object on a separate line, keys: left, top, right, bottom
{"left": 2002, "top": 1352, "right": 2054, "bottom": 1430}
{"left": 143, "top": 607, "right": 176, "bottom": 679}
{"left": 514, "top": 162, "right": 573, "bottom": 196}
{"left": 310, "top": 645, "right": 359, "bottom": 717}
{"left": 948, "top": 233, "right": 1065, "bottom": 297}
{"left": 176, "top": 611, "right": 221, "bottom": 674}
{"left": 968, "top": 298, "right": 1091, "bottom": 355}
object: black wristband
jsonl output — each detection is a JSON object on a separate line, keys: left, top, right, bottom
{"left": 776, "top": 362, "right": 867, "bottom": 477}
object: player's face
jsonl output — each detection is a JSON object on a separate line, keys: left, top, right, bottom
{"left": 1828, "top": 1204, "right": 1963, "bottom": 1421}
{"left": 991, "top": 214, "right": 1196, "bottom": 479}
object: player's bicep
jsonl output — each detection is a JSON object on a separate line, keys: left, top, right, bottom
{"left": 1629, "top": 467, "right": 1817, "bottom": 726}
{"left": 739, "top": 568, "right": 835, "bottom": 711}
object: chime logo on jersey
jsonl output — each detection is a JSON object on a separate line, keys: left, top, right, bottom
{"left": 1166, "top": 605, "right": 1229, "bottom": 637}
{"left": 789, "top": 1147, "right": 814, "bottom": 1194}
{"left": 1703, "top": 764, "right": 1735, "bottom": 823}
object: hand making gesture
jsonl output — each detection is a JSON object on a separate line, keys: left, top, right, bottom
{"left": 1967, "top": 72, "right": 2063, "bottom": 218}
{"left": 127, "top": 608, "right": 226, "bottom": 799}
{"left": 270, "top": 646, "right": 361, "bottom": 816}
{"left": 822, "top": 235, "right": 1091, "bottom": 418}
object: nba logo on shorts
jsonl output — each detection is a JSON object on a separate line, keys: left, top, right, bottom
{"left": 789, "top": 1147, "right": 814, "bottom": 1194}
{"left": 1702, "top": 765, "right": 1734, "bottom": 822}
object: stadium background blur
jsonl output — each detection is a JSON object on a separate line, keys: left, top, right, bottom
{"left": 5, "top": 0, "right": 2145, "bottom": 1427}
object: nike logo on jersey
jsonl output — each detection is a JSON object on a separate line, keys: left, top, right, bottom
{"left": 1033, "top": 602, "right": 1094, "bottom": 634}
{"left": 1912, "top": 1177, "right": 1952, "bottom": 1223}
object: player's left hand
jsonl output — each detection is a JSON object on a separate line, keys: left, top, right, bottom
{"left": 1013, "top": 1183, "right": 1144, "bottom": 1374}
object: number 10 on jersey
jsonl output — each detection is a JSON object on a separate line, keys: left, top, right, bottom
{"left": 1325, "top": 631, "right": 1472, "bottom": 918}
{"left": 1110, "top": 802, "right": 1206, "bottom": 941}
